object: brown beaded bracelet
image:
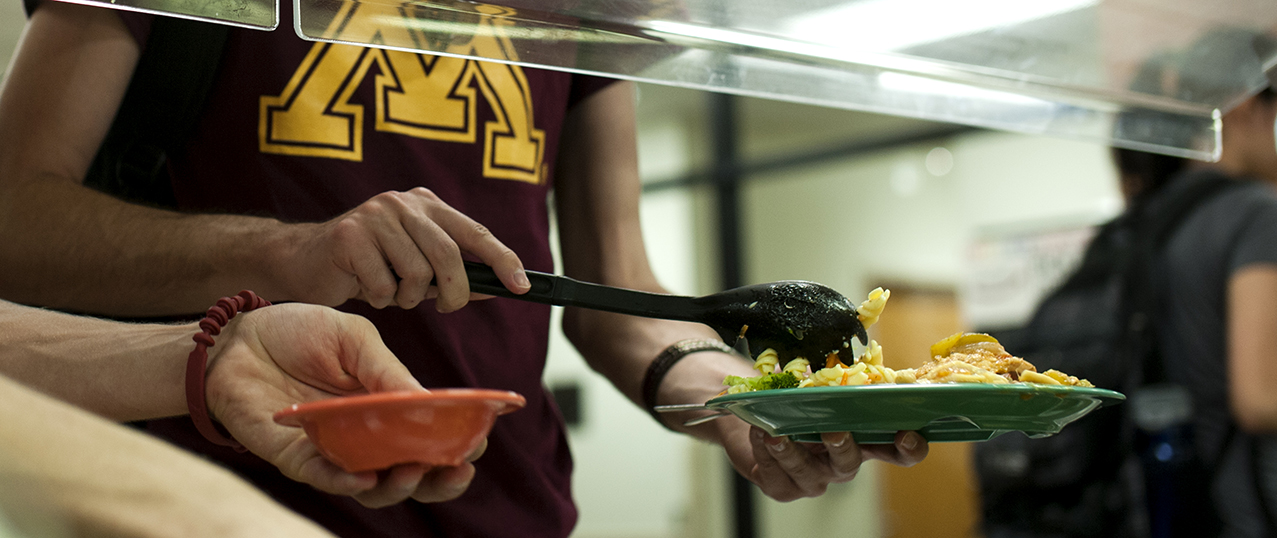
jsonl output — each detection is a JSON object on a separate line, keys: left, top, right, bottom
{"left": 185, "top": 290, "right": 271, "bottom": 451}
{"left": 641, "top": 339, "right": 738, "bottom": 429}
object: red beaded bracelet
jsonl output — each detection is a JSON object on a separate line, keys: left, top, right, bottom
{"left": 185, "top": 290, "right": 271, "bottom": 451}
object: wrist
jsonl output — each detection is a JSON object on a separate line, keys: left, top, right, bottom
{"left": 643, "top": 340, "right": 746, "bottom": 431}
{"left": 237, "top": 221, "right": 301, "bottom": 302}
{"left": 201, "top": 315, "right": 245, "bottom": 423}
{"left": 185, "top": 291, "right": 271, "bottom": 452}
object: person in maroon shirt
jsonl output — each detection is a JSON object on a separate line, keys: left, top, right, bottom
{"left": 0, "top": 2, "right": 930, "bottom": 537}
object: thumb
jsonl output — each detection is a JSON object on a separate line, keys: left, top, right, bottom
{"left": 339, "top": 313, "right": 425, "bottom": 393}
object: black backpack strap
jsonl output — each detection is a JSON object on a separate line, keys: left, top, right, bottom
{"left": 1126, "top": 172, "right": 1240, "bottom": 384}
{"left": 84, "top": 16, "right": 230, "bottom": 207}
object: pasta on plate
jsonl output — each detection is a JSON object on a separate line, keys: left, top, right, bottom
{"left": 723, "top": 287, "right": 1093, "bottom": 394}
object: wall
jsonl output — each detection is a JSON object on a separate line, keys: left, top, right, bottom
{"left": 557, "top": 84, "right": 1123, "bottom": 538}
{"left": 1, "top": 1, "right": 24, "bottom": 77}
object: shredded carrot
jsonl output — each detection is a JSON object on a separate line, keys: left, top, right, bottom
{"left": 826, "top": 352, "right": 844, "bottom": 369}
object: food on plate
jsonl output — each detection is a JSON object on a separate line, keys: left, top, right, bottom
{"left": 856, "top": 287, "right": 890, "bottom": 329}
{"left": 912, "top": 332, "right": 1092, "bottom": 387}
{"left": 721, "top": 287, "right": 1093, "bottom": 393}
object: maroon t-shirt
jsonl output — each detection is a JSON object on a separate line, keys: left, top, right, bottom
{"left": 81, "top": 3, "right": 614, "bottom": 536}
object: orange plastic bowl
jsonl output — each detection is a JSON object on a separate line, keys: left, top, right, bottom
{"left": 273, "top": 389, "right": 525, "bottom": 473}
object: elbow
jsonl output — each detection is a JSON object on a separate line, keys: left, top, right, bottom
{"left": 560, "top": 308, "right": 594, "bottom": 356}
{"left": 1231, "top": 392, "right": 1277, "bottom": 433}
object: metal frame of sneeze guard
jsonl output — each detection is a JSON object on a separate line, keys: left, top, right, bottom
{"left": 50, "top": 0, "right": 278, "bottom": 30}
{"left": 52, "top": 0, "right": 1277, "bottom": 160}
{"left": 287, "top": 0, "right": 1277, "bottom": 161}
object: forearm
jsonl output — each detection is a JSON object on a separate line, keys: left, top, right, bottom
{"left": 0, "top": 374, "right": 333, "bottom": 538}
{"left": 0, "top": 299, "right": 198, "bottom": 420}
{"left": 0, "top": 2, "right": 295, "bottom": 315}
{"left": 0, "top": 175, "right": 290, "bottom": 315}
{"left": 555, "top": 80, "right": 753, "bottom": 438}
{"left": 564, "top": 307, "right": 755, "bottom": 440}
{"left": 1228, "top": 265, "right": 1277, "bottom": 431}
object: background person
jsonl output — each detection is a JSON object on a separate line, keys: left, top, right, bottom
{"left": 977, "top": 35, "right": 1277, "bottom": 536}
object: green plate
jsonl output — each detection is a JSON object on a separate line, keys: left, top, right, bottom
{"left": 705, "top": 383, "right": 1125, "bottom": 444}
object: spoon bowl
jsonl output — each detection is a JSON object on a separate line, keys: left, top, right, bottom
{"left": 458, "top": 262, "right": 867, "bottom": 362}
{"left": 693, "top": 280, "right": 868, "bottom": 362}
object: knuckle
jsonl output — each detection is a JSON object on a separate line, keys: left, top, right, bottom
{"left": 409, "top": 186, "right": 441, "bottom": 202}
{"left": 496, "top": 249, "right": 521, "bottom": 268}
{"left": 368, "top": 282, "right": 398, "bottom": 302}
{"left": 832, "top": 464, "right": 861, "bottom": 482}
{"left": 427, "top": 241, "right": 463, "bottom": 266}
{"left": 394, "top": 263, "right": 430, "bottom": 283}
{"left": 762, "top": 485, "right": 801, "bottom": 503}
{"left": 803, "top": 483, "right": 828, "bottom": 498}
{"left": 361, "top": 192, "right": 397, "bottom": 212}
{"left": 468, "top": 221, "right": 493, "bottom": 239}
{"left": 329, "top": 218, "right": 364, "bottom": 245}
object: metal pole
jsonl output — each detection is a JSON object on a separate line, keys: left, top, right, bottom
{"left": 708, "top": 90, "right": 755, "bottom": 538}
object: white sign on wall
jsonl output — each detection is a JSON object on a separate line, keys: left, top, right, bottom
{"left": 961, "top": 222, "right": 1100, "bottom": 331}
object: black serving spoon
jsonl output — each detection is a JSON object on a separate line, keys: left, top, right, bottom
{"left": 455, "top": 261, "right": 867, "bottom": 361}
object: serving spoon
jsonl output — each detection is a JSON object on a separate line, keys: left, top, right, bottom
{"left": 456, "top": 261, "right": 867, "bottom": 362}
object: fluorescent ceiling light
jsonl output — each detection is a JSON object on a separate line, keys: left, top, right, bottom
{"left": 782, "top": 0, "right": 1099, "bottom": 53}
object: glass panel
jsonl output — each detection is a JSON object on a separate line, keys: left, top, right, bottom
{"left": 293, "top": 0, "right": 1277, "bottom": 160}
{"left": 52, "top": 0, "right": 277, "bottom": 30}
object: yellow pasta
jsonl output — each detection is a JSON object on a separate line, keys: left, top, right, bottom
{"left": 721, "top": 288, "right": 1094, "bottom": 393}
{"left": 752, "top": 348, "right": 779, "bottom": 375}
{"left": 857, "top": 287, "right": 891, "bottom": 328}
{"left": 782, "top": 358, "right": 810, "bottom": 376}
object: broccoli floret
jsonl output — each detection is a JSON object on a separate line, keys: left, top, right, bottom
{"left": 723, "top": 371, "right": 800, "bottom": 393}
{"left": 761, "top": 371, "right": 800, "bottom": 390}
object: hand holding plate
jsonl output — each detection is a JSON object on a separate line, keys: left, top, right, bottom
{"left": 199, "top": 303, "right": 476, "bottom": 507}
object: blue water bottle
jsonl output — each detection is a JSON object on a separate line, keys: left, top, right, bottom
{"left": 1131, "top": 383, "right": 1200, "bottom": 538}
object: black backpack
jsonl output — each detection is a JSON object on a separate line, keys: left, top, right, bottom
{"left": 81, "top": 12, "right": 229, "bottom": 207}
{"left": 19, "top": 2, "right": 226, "bottom": 207}
{"left": 974, "top": 174, "right": 1242, "bottom": 538}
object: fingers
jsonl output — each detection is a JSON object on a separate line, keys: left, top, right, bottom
{"left": 290, "top": 450, "right": 379, "bottom": 497}
{"left": 289, "top": 448, "right": 474, "bottom": 507}
{"left": 352, "top": 464, "right": 429, "bottom": 508}
{"left": 328, "top": 218, "right": 399, "bottom": 309}
{"left": 345, "top": 463, "right": 477, "bottom": 507}
{"left": 407, "top": 194, "right": 530, "bottom": 307}
{"left": 860, "top": 431, "right": 929, "bottom": 467}
{"left": 411, "top": 463, "right": 476, "bottom": 503}
{"left": 397, "top": 209, "right": 467, "bottom": 312}
{"left": 465, "top": 439, "right": 488, "bottom": 462}
{"left": 819, "top": 431, "right": 865, "bottom": 482}
{"left": 378, "top": 223, "right": 434, "bottom": 310}
{"left": 744, "top": 427, "right": 902, "bottom": 502}
{"left": 436, "top": 212, "right": 530, "bottom": 297}
{"left": 749, "top": 427, "right": 826, "bottom": 501}
{"left": 335, "top": 188, "right": 525, "bottom": 313}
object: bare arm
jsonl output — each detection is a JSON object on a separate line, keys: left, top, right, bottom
{"left": 0, "top": 298, "right": 480, "bottom": 507}
{"left": 0, "top": 2, "right": 530, "bottom": 316}
{"left": 0, "top": 373, "right": 336, "bottom": 538}
{"left": 1228, "top": 264, "right": 1277, "bottom": 431}
{"left": 554, "top": 82, "right": 926, "bottom": 501}
{"left": 0, "top": 2, "right": 282, "bottom": 315}
{"left": 0, "top": 299, "right": 195, "bottom": 420}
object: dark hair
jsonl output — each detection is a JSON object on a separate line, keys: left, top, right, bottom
{"left": 1112, "top": 28, "right": 1275, "bottom": 198}
{"left": 1112, "top": 147, "right": 1188, "bottom": 198}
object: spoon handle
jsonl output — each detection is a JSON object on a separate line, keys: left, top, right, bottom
{"left": 463, "top": 262, "right": 702, "bottom": 322}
